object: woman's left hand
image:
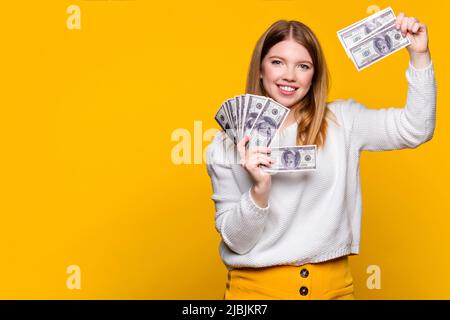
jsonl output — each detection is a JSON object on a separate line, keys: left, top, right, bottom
{"left": 396, "top": 12, "right": 429, "bottom": 55}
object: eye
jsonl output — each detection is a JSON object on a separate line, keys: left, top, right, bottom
{"left": 271, "top": 60, "right": 282, "bottom": 65}
{"left": 299, "top": 64, "right": 310, "bottom": 70}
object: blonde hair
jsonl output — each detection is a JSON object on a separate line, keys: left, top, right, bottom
{"left": 246, "top": 20, "right": 338, "bottom": 149}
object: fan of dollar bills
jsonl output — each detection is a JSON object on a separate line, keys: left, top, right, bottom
{"left": 214, "top": 93, "right": 317, "bottom": 172}
{"left": 337, "top": 7, "right": 410, "bottom": 71}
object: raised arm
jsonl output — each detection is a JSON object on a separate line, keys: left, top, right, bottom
{"left": 348, "top": 13, "right": 436, "bottom": 151}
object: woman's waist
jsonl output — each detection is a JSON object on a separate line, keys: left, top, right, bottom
{"left": 227, "top": 255, "right": 353, "bottom": 296}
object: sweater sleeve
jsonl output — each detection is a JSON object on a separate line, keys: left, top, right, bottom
{"left": 206, "top": 132, "right": 270, "bottom": 255}
{"left": 346, "top": 60, "right": 436, "bottom": 151}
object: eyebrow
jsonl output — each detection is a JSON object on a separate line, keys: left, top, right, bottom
{"left": 268, "top": 55, "right": 313, "bottom": 65}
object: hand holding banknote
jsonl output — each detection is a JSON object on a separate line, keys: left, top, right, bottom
{"left": 395, "top": 12, "right": 431, "bottom": 69}
{"left": 215, "top": 93, "right": 318, "bottom": 176}
{"left": 236, "top": 135, "right": 273, "bottom": 196}
{"left": 337, "top": 7, "right": 431, "bottom": 70}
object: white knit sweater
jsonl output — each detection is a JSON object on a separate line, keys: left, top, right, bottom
{"left": 206, "top": 61, "right": 436, "bottom": 271}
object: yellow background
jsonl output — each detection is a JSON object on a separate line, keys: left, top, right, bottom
{"left": 0, "top": 0, "right": 448, "bottom": 299}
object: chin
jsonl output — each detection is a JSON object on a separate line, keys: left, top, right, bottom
{"left": 275, "top": 95, "right": 302, "bottom": 108}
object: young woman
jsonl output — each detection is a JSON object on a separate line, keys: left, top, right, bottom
{"left": 206, "top": 12, "right": 436, "bottom": 300}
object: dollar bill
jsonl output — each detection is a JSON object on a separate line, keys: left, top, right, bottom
{"left": 348, "top": 23, "right": 410, "bottom": 71}
{"left": 214, "top": 94, "right": 290, "bottom": 149}
{"left": 214, "top": 103, "right": 236, "bottom": 144}
{"left": 236, "top": 95, "right": 245, "bottom": 140}
{"left": 239, "top": 94, "right": 246, "bottom": 141}
{"left": 337, "top": 7, "right": 397, "bottom": 57}
{"left": 242, "top": 94, "right": 270, "bottom": 140}
{"left": 247, "top": 98, "right": 290, "bottom": 148}
{"left": 261, "top": 145, "right": 317, "bottom": 173}
{"left": 226, "top": 98, "right": 238, "bottom": 141}
{"left": 234, "top": 96, "right": 241, "bottom": 141}
{"left": 337, "top": 7, "right": 410, "bottom": 70}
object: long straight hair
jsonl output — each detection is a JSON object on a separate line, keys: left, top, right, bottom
{"left": 246, "top": 20, "right": 338, "bottom": 149}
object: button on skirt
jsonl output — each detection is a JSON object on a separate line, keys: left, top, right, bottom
{"left": 223, "top": 255, "right": 355, "bottom": 300}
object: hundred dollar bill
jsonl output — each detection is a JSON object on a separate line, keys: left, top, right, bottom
{"left": 220, "top": 101, "right": 233, "bottom": 140}
{"left": 236, "top": 94, "right": 246, "bottom": 141}
{"left": 242, "top": 94, "right": 270, "bottom": 140}
{"left": 214, "top": 103, "right": 236, "bottom": 144}
{"left": 226, "top": 98, "right": 238, "bottom": 141}
{"left": 248, "top": 98, "right": 289, "bottom": 148}
{"left": 239, "top": 94, "right": 247, "bottom": 141}
{"left": 234, "top": 95, "right": 241, "bottom": 141}
{"left": 348, "top": 23, "right": 410, "bottom": 71}
{"left": 214, "top": 94, "right": 291, "bottom": 147}
{"left": 262, "top": 145, "right": 317, "bottom": 173}
{"left": 337, "top": 7, "right": 397, "bottom": 57}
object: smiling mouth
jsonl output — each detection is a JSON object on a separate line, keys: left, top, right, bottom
{"left": 277, "top": 85, "right": 298, "bottom": 95}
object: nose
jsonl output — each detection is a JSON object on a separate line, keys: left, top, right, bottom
{"left": 283, "top": 66, "right": 297, "bottom": 82}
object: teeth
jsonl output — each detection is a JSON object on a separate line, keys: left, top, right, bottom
{"left": 279, "top": 86, "right": 296, "bottom": 92}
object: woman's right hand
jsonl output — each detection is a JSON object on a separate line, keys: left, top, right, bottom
{"left": 236, "top": 135, "right": 274, "bottom": 192}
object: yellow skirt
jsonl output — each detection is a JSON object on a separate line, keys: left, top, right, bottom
{"left": 224, "top": 256, "right": 355, "bottom": 300}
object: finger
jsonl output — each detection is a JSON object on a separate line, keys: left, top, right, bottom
{"left": 396, "top": 12, "right": 405, "bottom": 29}
{"left": 401, "top": 18, "right": 409, "bottom": 36}
{"left": 257, "top": 154, "right": 274, "bottom": 166}
{"left": 237, "top": 135, "right": 250, "bottom": 166}
{"left": 407, "top": 17, "right": 418, "bottom": 32}
{"left": 237, "top": 135, "right": 250, "bottom": 149}
{"left": 248, "top": 146, "right": 272, "bottom": 155}
{"left": 411, "top": 22, "right": 420, "bottom": 34}
{"left": 417, "top": 22, "right": 427, "bottom": 33}
{"left": 249, "top": 154, "right": 273, "bottom": 168}
{"left": 257, "top": 154, "right": 274, "bottom": 162}
{"left": 254, "top": 157, "right": 272, "bottom": 168}
{"left": 258, "top": 159, "right": 272, "bottom": 167}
